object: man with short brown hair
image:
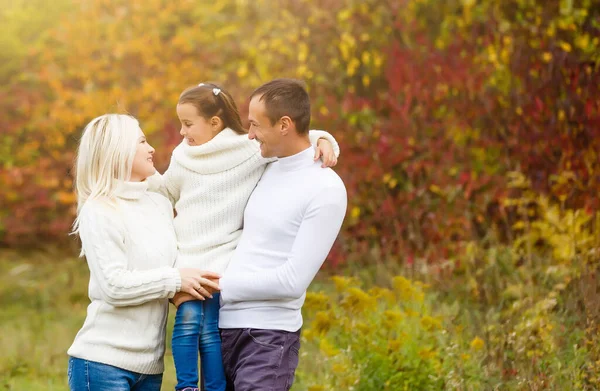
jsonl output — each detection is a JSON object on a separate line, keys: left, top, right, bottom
{"left": 218, "top": 78, "right": 347, "bottom": 391}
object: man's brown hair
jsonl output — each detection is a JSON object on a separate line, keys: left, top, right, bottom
{"left": 250, "top": 78, "right": 310, "bottom": 134}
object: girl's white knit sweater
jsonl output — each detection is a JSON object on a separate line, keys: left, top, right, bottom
{"left": 67, "top": 181, "right": 181, "bottom": 375}
{"left": 150, "top": 128, "right": 339, "bottom": 274}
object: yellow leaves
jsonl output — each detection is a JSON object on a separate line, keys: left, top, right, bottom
{"left": 362, "top": 75, "right": 370, "bottom": 87}
{"left": 487, "top": 45, "right": 498, "bottom": 64}
{"left": 558, "top": 41, "right": 572, "bottom": 52}
{"left": 542, "top": 52, "right": 553, "bottom": 62}
{"left": 429, "top": 184, "right": 443, "bottom": 196}
{"left": 361, "top": 51, "right": 371, "bottom": 65}
{"left": 346, "top": 57, "right": 360, "bottom": 77}
{"left": 350, "top": 206, "right": 361, "bottom": 219}
{"left": 575, "top": 34, "right": 590, "bottom": 51}
{"left": 337, "top": 9, "right": 353, "bottom": 23}
{"left": 236, "top": 63, "right": 248, "bottom": 78}
{"left": 383, "top": 174, "right": 398, "bottom": 189}
{"left": 298, "top": 43, "right": 309, "bottom": 63}
{"left": 56, "top": 191, "right": 77, "bottom": 205}
{"left": 470, "top": 336, "right": 485, "bottom": 351}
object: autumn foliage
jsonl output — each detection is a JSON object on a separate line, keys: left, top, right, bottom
{"left": 1, "top": 0, "right": 599, "bottom": 262}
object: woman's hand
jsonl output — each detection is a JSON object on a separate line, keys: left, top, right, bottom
{"left": 178, "top": 269, "right": 221, "bottom": 301}
{"left": 314, "top": 138, "right": 338, "bottom": 168}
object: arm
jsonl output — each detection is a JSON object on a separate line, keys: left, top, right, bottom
{"left": 220, "top": 184, "right": 347, "bottom": 302}
{"left": 308, "top": 129, "right": 340, "bottom": 158}
{"left": 79, "top": 203, "right": 182, "bottom": 307}
{"left": 146, "top": 156, "right": 181, "bottom": 206}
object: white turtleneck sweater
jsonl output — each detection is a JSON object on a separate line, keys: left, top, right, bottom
{"left": 149, "top": 128, "right": 339, "bottom": 275}
{"left": 67, "top": 181, "right": 181, "bottom": 375}
{"left": 219, "top": 147, "right": 347, "bottom": 332}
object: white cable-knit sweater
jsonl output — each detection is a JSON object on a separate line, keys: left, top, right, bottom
{"left": 67, "top": 181, "right": 182, "bottom": 375}
{"left": 149, "top": 128, "right": 339, "bottom": 274}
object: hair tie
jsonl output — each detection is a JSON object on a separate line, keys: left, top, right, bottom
{"left": 213, "top": 88, "right": 221, "bottom": 96}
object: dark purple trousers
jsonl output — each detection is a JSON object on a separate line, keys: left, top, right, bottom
{"left": 220, "top": 328, "right": 301, "bottom": 391}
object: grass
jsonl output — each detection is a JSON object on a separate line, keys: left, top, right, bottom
{"left": 0, "top": 249, "right": 324, "bottom": 391}
{"left": 1, "top": 244, "right": 594, "bottom": 390}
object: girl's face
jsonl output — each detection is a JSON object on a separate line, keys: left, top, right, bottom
{"left": 177, "top": 103, "right": 221, "bottom": 146}
{"left": 130, "top": 127, "right": 156, "bottom": 182}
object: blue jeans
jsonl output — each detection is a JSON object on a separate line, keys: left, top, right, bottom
{"left": 172, "top": 294, "right": 226, "bottom": 391}
{"left": 67, "top": 356, "right": 162, "bottom": 391}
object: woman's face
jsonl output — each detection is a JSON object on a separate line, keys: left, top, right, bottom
{"left": 177, "top": 103, "right": 220, "bottom": 146}
{"left": 130, "top": 127, "right": 156, "bottom": 182}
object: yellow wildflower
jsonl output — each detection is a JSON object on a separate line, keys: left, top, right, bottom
{"left": 368, "top": 287, "right": 396, "bottom": 305}
{"left": 383, "top": 310, "right": 404, "bottom": 328}
{"left": 319, "top": 338, "right": 340, "bottom": 357}
{"left": 420, "top": 315, "right": 443, "bottom": 331}
{"left": 470, "top": 336, "right": 485, "bottom": 351}
{"left": 332, "top": 363, "right": 348, "bottom": 374}
{"left": 341, "top": 287, "right": 376, "bottom": 313}
{"left": 332, "top": 275, "right": 358, "bottom": 292}
{"left": 312, "top": 311, "right": 333, "bottom": 335}
{"left": 392, "top": 276, "right": 424, "bottom": 302}
{"left": 388, "top": 338, "right": 402, "bottom": 352}
{"left": 304, "top": 291, "right": 329, "bottom": 311}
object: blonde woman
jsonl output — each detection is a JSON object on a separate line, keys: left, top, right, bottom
{"left": 67, "top": 114, "right": 219, "bottom": 391}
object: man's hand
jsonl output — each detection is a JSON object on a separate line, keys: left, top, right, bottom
{"left": 314, "top": 138, "right": 338, "bottom": 168}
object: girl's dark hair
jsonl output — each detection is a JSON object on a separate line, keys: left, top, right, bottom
{"left": 178, "top": 83, "right": 246, "bottom": 135}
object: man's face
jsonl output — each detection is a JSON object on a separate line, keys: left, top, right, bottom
{"left": 248, "top": 95, "right": 281, "bottom": 158}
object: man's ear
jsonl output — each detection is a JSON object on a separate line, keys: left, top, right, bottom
{"left": 280, "top": 116, "right": 292, "bottom": 136}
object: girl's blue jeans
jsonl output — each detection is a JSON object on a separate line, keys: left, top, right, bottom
{"left": 172, "top": 293, "right": 226, "bottom": 391}
{"left": 67, "top": 356, "right": 162, "bottom": 391}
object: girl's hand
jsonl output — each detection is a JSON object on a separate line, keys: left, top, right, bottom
{"left": 171, "top": 292, "right": 196, "bottom": 308}
{"left": 314, "top": 138, "right": 338, "bottom": 168}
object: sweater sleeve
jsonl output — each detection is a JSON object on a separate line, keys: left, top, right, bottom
{"left": 146, "top": 156, "right": 181, "bottom": 206}
{"left": 78, "top": 202, "right": 182, "bottom": 307}
{"left": 220, "top": 184, "right": 347, "bottom": 302}
{"left": 308, "top": 129, "right": 340, "bottom": 158}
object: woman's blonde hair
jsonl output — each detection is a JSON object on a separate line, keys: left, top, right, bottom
{"left": 72, "top": 114, "right": 140, "bottom": 236}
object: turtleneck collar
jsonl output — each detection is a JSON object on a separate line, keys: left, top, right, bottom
{"left": 172, "top": 128, "right": 259, "bottom": 174}
{"left": 115, "top": 180, "right": 149, "bottom": 200}
{"left": 277, "top": 147, "right": 316, "bottom": 172}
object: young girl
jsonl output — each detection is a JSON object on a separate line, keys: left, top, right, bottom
{"left": 150, "top": 83, "right": 339, "bottom": 391}
{"left": 67, "top": 114, "right": 220, "bottom": 391}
